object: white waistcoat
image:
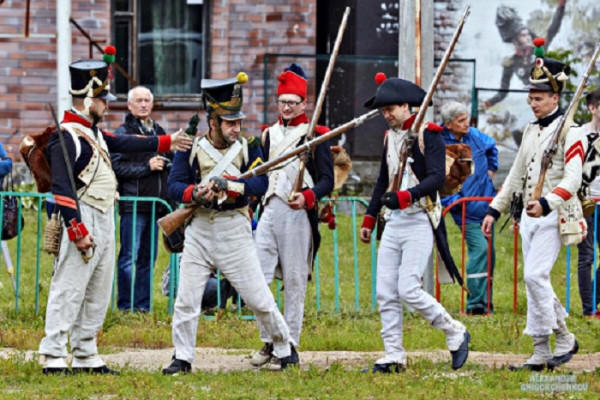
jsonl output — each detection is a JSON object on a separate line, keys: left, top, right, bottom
{"left": 264, "top": 122, "right": 314, "bottom": 203}
{"left": 61, "top": 122, "right": 117, "bottom": 213}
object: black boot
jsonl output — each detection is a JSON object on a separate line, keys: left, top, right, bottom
{"left": 73, "top": 365, "right": 120, "bottom": 375}
{"left": 364, "top": 363, "right": 405, "bottom": 374}
{"left": 547, "top": 339, "right": 579, "bottom": 370}
{"left": 42, "top": 367, "right": 73, "bottom": 376}
{"left": 162, "top": 359, "right": 192, "bottom": 375}
{"left": 281, "top": 345, "right": 299, "bottom": 370}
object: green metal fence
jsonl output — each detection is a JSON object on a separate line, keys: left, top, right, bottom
{"left": 0, "top": 193, "right": 377, "bottom": 316}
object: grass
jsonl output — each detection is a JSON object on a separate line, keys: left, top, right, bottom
{"left": 1, "top": 205, "right": 600, "bottom": 398}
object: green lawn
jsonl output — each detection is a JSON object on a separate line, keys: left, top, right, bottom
{"left": 1, "top": 205, "right": 599, "bottom": 399}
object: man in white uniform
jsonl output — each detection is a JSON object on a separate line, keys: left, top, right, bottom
{"left": 359, "top": 73, "right": 470, "bottom": 373}
{"left": 39, "top": 51, "right": 192, "bottom": 375}
{"left": 250, "top": 63, "right": 334, "bottom": 370}
{"left": 482, "top": 46, "right": 583, "bottom": 371}
{"left": 162, "top": 74, "right": 297, "bottom": 375}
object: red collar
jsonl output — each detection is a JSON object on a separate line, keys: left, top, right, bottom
{"left": 62, "top": 110, "right": 92, "bottom": 128}
{"left": 278, "top": 113, "right": 309, "bottom": 127}
{"left": 401, "top": 114, "right": 416, "bottom": 130}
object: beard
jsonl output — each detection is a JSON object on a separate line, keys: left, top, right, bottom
{"left": 89, "top": 108, "right": 104, "bottom": 125}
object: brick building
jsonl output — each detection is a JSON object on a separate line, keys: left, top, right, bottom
{"left": 0, "top": 0, "right": 467, "bottom": 183}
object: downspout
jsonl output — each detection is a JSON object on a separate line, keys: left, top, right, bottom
{"left": 57, "top": 0, "right": 72, "bottom": 116}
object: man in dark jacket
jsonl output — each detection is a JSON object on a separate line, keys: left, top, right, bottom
{"left": 440, "top": 101, "right": 498, "bottom": 315}
{"left": 112, "top": 86, "right": 173, "bottom": 312}
{"left": 359, "top": 74, "right": 470, "bottom": 373}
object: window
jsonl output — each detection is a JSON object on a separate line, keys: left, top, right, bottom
{"left": 112, "top": 0, "right": 206, "bottom": 96}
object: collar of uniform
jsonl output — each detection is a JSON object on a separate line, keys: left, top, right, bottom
{"left": 401, "top": 113, "right": 416, "bottom": 130}
{"left": 63, "top": 110, "right": 92, "bottom": 128}
{"left": 535, "top": 107, "right": 563, "bottom": 128}
{"left": 278, "top": 113, "right": 309, "bottom": 127}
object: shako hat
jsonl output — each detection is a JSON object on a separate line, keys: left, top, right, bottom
{"left": 528, "top": 38, "right": 570, "bottom": 93}
{"left": 364, "top": 72, "right": 429, "bottom": 109}
{"left": 202, "top": 72, "right": 248, "bottom": 121}
{"left": 277, "top": 63, "right": 308, "bottom": 99}
{"left": 68, "top": 45, "right": 117, "bottom": 101}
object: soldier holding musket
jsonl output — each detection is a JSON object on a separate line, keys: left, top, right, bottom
{"left": 482, "top": 38, "right": 591, "bottom": 371}
{"left": 39, "top": 48, "right": 193, "bottom": 375}
{"left": 162, "top": 74, "right": 298, "bottom": 375}
{"left": 359, "top": 73, "right": 470, "bottom": 373}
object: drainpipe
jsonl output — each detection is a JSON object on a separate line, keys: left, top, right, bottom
{"left": 56, "top": 0, "right": 72, "bottom": 116}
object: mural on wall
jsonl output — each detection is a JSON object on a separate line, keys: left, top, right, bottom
{"left": 461, "top": 0, "right": 600, "bottom": 174}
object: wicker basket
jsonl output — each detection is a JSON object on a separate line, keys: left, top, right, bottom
{"left": 44, "top": 212, "right": 62, "bottom": 256}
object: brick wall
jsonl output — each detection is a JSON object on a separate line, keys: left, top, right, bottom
{"left": 0, "top": 0, "right": 111, "bottom": 161}
{"left": 0, "top": 0, "right": 318, "bottom": 165}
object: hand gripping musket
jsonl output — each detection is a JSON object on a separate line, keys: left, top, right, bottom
{"left": 157, "top": 110, "right": 379, "bottom": 236}
{"left": 289, "top": 6, "right": 351, "bottom": 201}
{"left": 532, "top": 39, "right": 600, "bottom": 201}
{"left": 390, "top": 4, "right": 470, "bottom": 192}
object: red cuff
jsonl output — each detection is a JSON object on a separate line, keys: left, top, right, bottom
{"left": 182, "top": 185, "right": 195, "bottom": 203}
{"left": 362, "top": 214, "right": 376, "bottom": 230}
{"left": 398, "top": 190, "right": 412, "bottom": 209}
{"left": 66, "top": 218, "right": 89, "bottom": 241}
{"left": 301, "top": 189, "right": 316, "bottom": 210}
{"left": 157, "top": 135, "right": 172, "bottom": 153}
{"left": 226, "top": 190, "right": 241, "bottom": 198}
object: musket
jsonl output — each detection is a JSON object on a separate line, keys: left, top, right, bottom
{"left": 158, "top": 109, "right": 379, "bottom": 236}
{"left": 49, "top": 104, "right": 95, "bottom": 263}
{"left": 532, "top": 39, "right": 600, "bottom": 200}
{"left": 289, "top": 6, "right": 351, "bottom": 201}
{"left": 389, "top": 5, "right": 470, "bottom": 192}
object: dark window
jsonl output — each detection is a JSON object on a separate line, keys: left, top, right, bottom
{"left": 112, "top": 0, "right": 206, "bottom": 96}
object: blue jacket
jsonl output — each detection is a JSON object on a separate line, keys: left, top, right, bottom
{"left": 0, "top": 142, "right": 13, "bottom": 181}
{"left": 441, "top": 126, "right": 498, "bottom": 225}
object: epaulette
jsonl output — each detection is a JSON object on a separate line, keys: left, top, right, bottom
{"left": 246, "top": 135, "right": 260, "bottom": 149}
{"left": 425, "top": 122, "right": 443, "bottom": 132}
{"left": 104, "top": 130, "right": 116, "bottom": 138}
{"left": 315, "top": 125, "right": 330, "bottom": 135}
{"left": 502, "top": 56, "right": 514, "bottom": 68}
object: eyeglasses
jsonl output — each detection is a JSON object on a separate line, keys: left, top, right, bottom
{"left": 277, "top": 100, "right": 302, "bottom": 108}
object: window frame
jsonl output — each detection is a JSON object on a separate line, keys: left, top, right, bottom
{"left": 111, "top": 0, "right": 209, "bottom": 102}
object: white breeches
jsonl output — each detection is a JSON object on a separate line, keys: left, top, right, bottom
{"left": 172, "top": 209, "right": 293, "bottom": 363}
{"left": 254, "top": 197, "right": 312, "bottom": 345}
{"left": 519, "top": 211, "right": 568, "bottom": 336}
{"left": 376, "top": 211, "right": 453, "bottom": 364}
{"left": 39, "top": 203, "right": 115, "bottom": 360}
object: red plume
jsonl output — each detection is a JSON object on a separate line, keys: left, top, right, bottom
{"left": 374, "top": 72, "right": 387, "bottom": 85}
{"left": 104, "top": 45, "right": 117, "bottom": 55}
{"left": 532, "top": 37, "right": 546, "bottom": 47}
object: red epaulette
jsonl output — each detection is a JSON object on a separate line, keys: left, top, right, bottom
{"left": 315, "top": 125, "right": 330, "bottom": 135}
{"left": 104, "top": 130, "right": 116, "bottom": 137}
{"left": 426, "top": 122, "right": 443, "bottom": 132}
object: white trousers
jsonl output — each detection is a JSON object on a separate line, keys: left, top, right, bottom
{"left": 376, "top": 211, "right": 462, "bottom": 364}
{"left": 254, "top": 197, "right": 312, "bottom": 345}
{"left": 172, "top": 209, "right": 293, "bottom": 363}
{"left": 39, "top": 203, "right": 115, "bottom": 360}
{"left": 520, "top": 211, "right": 568, "bottom": 336}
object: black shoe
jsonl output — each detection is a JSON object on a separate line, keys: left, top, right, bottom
{"left": 363, "top": 363, "right": 405, "bottom": 374}
{"left": 451, "top": 331, "right": 470, "bottom": 370}
{"left": 42, "top": 367, "right": 73, "bottom": 376}
{"left": 508, "top": 363, "right": 547, "bottom": 372}
{"left": 547, "top": 339, "right": 579, "bottom": 370}
{"left": 162, "top": 359, "right": 192, "bottom": 375}
{"left": 72, "top": 365, "right": 120, "bottom": 375}
{"left": 280, "top": 345, "right": 299, "bottom": 370}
